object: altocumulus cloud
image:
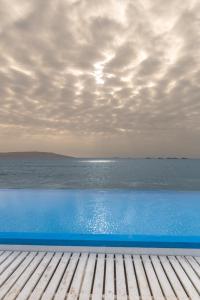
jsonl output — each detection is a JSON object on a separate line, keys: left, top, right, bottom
{"left": 0, "top": 0, "right": 200, "bottom": 156}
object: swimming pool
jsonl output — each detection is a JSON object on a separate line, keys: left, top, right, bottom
{"left": 0, "top": 189, "right": 200, "bottom": 248}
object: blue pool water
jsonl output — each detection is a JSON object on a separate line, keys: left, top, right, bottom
{"left": 0, "top": 189, "right": 200, "bottom": 248}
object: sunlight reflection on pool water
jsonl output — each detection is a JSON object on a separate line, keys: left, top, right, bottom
{"left": 0, "top": 189, "right": 200, "bottom": 238}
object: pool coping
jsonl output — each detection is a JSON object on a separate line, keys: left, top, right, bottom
{"left": 1, "top": 232, "right": 200, "bottom": 250}
{"left": 0, "top": 244, "right": 200, "bottom": 256}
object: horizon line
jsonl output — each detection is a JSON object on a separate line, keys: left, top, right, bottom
{"left": 0, "top": 151, "right": 199, "bottom": 159}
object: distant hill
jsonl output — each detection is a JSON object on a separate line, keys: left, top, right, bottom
{"left": 0, "top": 151, "right": 74, "bottom": 159}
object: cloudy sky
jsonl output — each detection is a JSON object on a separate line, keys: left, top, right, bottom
{"left": 0, "top": 0, "right": 200, "bottom": 157}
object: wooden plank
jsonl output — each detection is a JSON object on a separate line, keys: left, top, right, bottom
{"left": 4, "top": 252, "right": 46, "bottom": 300}
{"left": 67, "top": 253, "right": 88, "bottom": 300}
{"left": 91, "top": 253, "right": 105, "bottom": 300}
{"left": 0, "top": 252, "right": 37, "bottom": 299}
{"left": 29, "top": 252, "right": 62, "bottom": 300}
{"left": 79, "top": 253, "right": 96, "bottom": 300}
{"left": 2, "top": 249, "right": 200, "bottom": 299}
{"left": 150, "top": 255, "right": 176, "bottom": 300}
{"left": 104, "top": 254, "right": 115, "bottom": 300}
{"left": 54, "top": 252, "right": 80, "bottom": 300}
{"left": 168, "top": 256, "right": 200, "bottom": 299}
{"left": 186, "top": 256, "right": 200, "bottom": 277}
{"left": 124, "top": 254, "right": 140, "bottom": 300}
{"left": 177, "top": 256, "right": 200, "bottom": 294}
{"left": 0, "top": 251, "right": 20, "bottom": 275}
{"left": 16, "top": 252, "right": 54, "bottom": 300}
{"left": 41, "top": 252, "right": 71, "bottom": 300}
{"left": 0, "top": 251, "right": 12, "bottom": 266}
{"left": 142, "top": 255, "right": 165, "bottom": 300}
{"left": 133, "top": 255, "right": 152, "bottom": 300}
{"left": 0, "top": 252, "right": 28, "bottom": 287}
{"left": 159, "top": 256, "right": 188, "bottom": 299}
{"left": 115, "top": 254, "right": 127, "bottom": 300}
{"left": 194, "top": 256, "right": 200, "bottom": 265}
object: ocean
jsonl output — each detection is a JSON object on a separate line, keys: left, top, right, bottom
{"left": 0, "top": 158, "right": 200, "bottom": 190}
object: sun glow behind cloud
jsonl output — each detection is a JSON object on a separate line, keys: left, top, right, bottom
{"left": 93, "top": 62, "right": 105, "bottom": 85}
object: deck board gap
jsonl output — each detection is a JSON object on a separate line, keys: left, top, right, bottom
{"left": 28, "top": 252, "right": 63, "bottom": 300}
{"left": 52, "top": 252, "right": 72, "bottom": 298}
{"left": 66, "top": 253, "right": 81, "bottom": 296}
{"left": 41, "top": 251, "right": 64, "bottom": 297}
{"left": 0, "top": 251, "right": 13, "bottom": 267}
{"left": 91, "top": 253, "right": 105, "bottom": 300}
{"left": 30, "top": 252, "right": 56, "bottom": 299}
{"left": 54, "top": 252, "right": 80, "bottom": 300}
{"left": 5, "top": 251, "right": 46, "bottom": 300}
{"left": 90, "top": 254, "right": 97, "bottom": 296}
{"left": 158, "top": 255, "right": 178, "bottom": 299}
{"left": 18, "top": 252, "right": 46, "bottom": 297}
{"left": 123, "top": 254, "right": 129, "bottom": 297}
{"left": 167, "top": 256, "right": 190, "bottom": 298}
{"left": 149, "top": 255, "right": 166, "bottom": 299}
{"left": 102, "top": 254, "right": 106, "bottom": 297}
{"left": 186, "top": 256, "right": 200, "bottom": 279}
{"left": 113, "top": 254, "right": 117, "bottom": 297}
{"left": 0, "top": 251, "right": 20, "bottom": 276}
{"left": 41, "top": 252, "right": 72, "bottom": 300}
{"left": 76, "top": 253, "right": 90, "bottom": 299}
{"left": 30, "top": 252, "right": 55, "bottom": 298}
{"left": 193, "top": 256, "right": 200, "bottom": 268}
{"left": 140, "top": 255, "right": 153, "bottom": 298}
{"left": 176, "top": 256, "right": 200, "bottom": 295}
{"left": 16, "top": 252, "right": 54, "bottom": 300}
{"left": 0, "top": 251, "right": 29, "bottom": 287}
{"left": 131, "top": 255, "right": 141, "bottom": 298}
{"left": 0, "top": 251, "right": 37, "bottom": 299}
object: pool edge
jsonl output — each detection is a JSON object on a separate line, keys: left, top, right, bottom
{"left": 0, "top": 244, "right": 200, "bottom": 256}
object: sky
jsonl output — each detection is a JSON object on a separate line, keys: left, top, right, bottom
{"left": 0, "top": 0, "right": 200, "bottom": 157}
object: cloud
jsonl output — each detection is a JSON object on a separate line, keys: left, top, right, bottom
{"left": 0, "top": 0, "right": 200, "bottom": 156}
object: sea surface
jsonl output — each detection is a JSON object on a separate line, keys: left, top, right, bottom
{"left": 0, "top": 158, "right": 200, "bottom": 190}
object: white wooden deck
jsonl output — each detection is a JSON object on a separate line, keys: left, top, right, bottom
{"left": 0, "top": 250, "right": 200, "bottom": 299}
{"left": 0, "top": 250, "right": 200, "bottom": 300}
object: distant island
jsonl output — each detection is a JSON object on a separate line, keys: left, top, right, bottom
{"left": 145, "top": 157, "right": 188, "bottom": 159}
{"left": 0, "top": 151, "right": 74, "bottom": 159}
{"left": 0, "top": 152, "right": 192, "bottom": 160}
{"left": 108, "top": 157, "right": 189, "bottom": 159}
